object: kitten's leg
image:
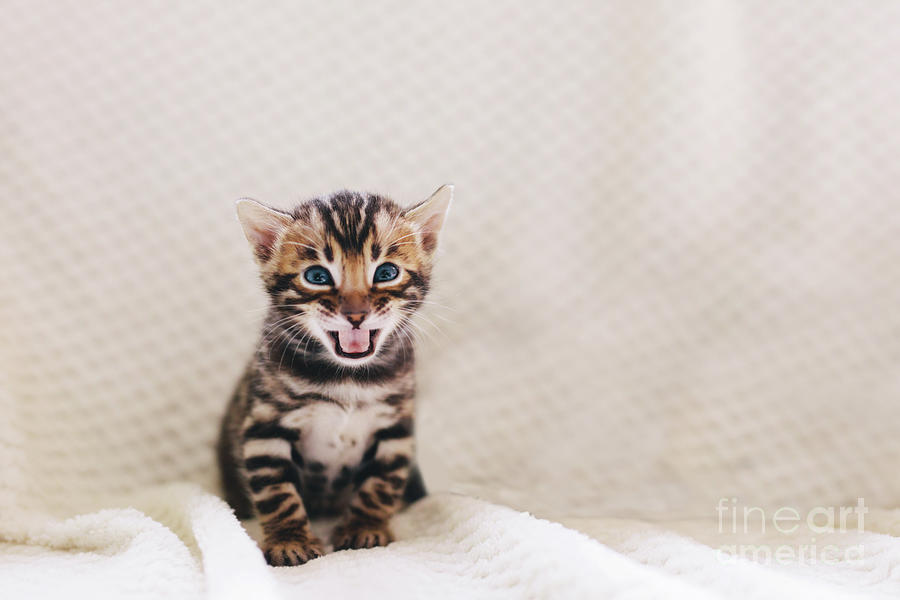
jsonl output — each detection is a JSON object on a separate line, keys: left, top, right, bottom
{"left": 332, "top": 430, "right": 414, "bottom": 551}
{"left": 218, "top": 412, "right": 255, "bottom": 519}
{"left": 218, "top": 377, "right": 255, "bottom": 518}
{"left": 242, "top": 435, "right": 323, "bottom": 565}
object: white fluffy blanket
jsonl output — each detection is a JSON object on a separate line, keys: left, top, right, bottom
{"left": 4, "top": 486, "right": 900, "bottom": 599}
{"left": 3, "top": 1, "right": 900, "bottom": 598}
{"left": 0, "top": 488, "right": 707, "bottom": 599}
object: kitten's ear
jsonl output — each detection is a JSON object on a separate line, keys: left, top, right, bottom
{"left": 403, "top": 184, "right": 453, "bottom": 254}
{"left": 236, "top": 198, "right": 293, "bottom": 262}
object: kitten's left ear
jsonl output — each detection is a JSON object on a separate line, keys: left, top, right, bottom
{"left": 403, "top": 184, "right": 453, "bottom": 254}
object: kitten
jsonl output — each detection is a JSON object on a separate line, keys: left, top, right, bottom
{"left": 217, "top": 186, "right": 452, "bottom": 566}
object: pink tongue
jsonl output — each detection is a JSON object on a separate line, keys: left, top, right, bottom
{"left": 338, "top": 329, "right": 370, "bottom": 353}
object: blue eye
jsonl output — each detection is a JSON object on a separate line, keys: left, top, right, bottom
{"left": 374, "top": 262, "right": 400, "bottom": 282}
{"left": 303, "top": 266, "right": 334, "bottom": 285}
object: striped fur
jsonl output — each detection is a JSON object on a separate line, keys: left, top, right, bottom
{"left": 218, "top": 186, "right": 451, "bottom": 566}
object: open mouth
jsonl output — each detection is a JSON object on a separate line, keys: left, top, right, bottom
{"left": 327, "top": 329, "right": 379, "bottom": 359}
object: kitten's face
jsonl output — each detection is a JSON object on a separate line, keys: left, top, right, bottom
{"left": 238, "top": 187, "right": 451, "bottom": 366}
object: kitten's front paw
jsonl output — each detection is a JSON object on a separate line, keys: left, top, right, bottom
{"left": 262, "top": 538, "right": 325, "bottom": 566}
{"left": 332, "top": 521, "right": 394, "bottom": 551}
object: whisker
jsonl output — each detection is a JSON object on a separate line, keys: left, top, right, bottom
{"left": 411, "top": 317, "right": 443, "bottom": 341}
{"left": 395, "top": 306, "right": 453, "bottom": 330}
{"left": 261, "top": 315, "right": 305, "bottom": 346}
{"left": 264, "top": 320, "right": 302, "bottom": 348}
{"left": 425, "top": 311, "right": 456, "bottom": 324}
{"left": 260, "top": 317, "right": 299, "bottom": 340}
{"left": 404, "top": 299, "right": 457, "bottom": 312}
{"left": 382, "top": 213, "right": 403, "bottom": 244}
{"left": 411, "top": 311, "right": 445, "bottom": 334}
{"left": 283, "top": 241, "right": 320, "bottom": 253}
{"left": 279, "top": 322, "right": 308, "bottom": 370}
{"left": 393, "top": 321, "right": 417, "bottom": 356}
{"left": 401, "top": 318, "right": 434, "bottom": 342}
{"left": 290, "top": 329, "right": 315, "bottom": 370}
{"left": 262, "top": 311, "right": 302, "bottom": 328}
{"left": 388, "top": 230, "right": 421, "bottom": 244}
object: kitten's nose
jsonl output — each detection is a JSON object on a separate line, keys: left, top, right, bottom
{"left": 343, "top": 312, "right": 367, "bottom": 329}
{"left": 340, "top": 290, "right": 370, "bottom": 328}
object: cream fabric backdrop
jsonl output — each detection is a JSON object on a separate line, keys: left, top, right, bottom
{"left": 2, "top": 1, "right": 900, "bottom": 595}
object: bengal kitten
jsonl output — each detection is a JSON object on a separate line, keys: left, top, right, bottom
{"left": 217, "top": 186, "right": 452, "bottom": 566}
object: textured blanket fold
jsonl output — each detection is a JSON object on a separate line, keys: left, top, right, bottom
{"left": 1, "top": 487, "right": 705, "bottom": 600}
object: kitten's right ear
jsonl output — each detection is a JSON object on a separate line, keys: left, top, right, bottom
{"left": 236, "top": 198, "right": 293, "bottom": 262}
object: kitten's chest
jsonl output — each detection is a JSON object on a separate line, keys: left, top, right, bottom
{"left": 299, "top": 403, "right": 390, "bottom": 473}
{"left": 282, "top": 386, "right": 398, "bottom": 479}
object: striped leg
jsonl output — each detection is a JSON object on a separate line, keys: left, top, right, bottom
{"left": 332, "top": 425, "right": 414, "bottom": 551}
{"left": 242, "top": 436, "right": 323, "bottom": 565}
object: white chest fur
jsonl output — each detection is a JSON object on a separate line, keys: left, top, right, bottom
{"left": 280, "top": 383, "right": 398, "bottom": 481}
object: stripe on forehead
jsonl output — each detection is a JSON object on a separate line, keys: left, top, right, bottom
{"left": 310, "top": 192, "right": 394, "bottom": 255}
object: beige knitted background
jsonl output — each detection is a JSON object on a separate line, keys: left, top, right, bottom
{"left": 1, "top": 0, "right": 899, "bottom": 524}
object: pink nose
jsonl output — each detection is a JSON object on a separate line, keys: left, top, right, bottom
{"left": 343, "top": 312, "right": 367, "bottom": 328}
